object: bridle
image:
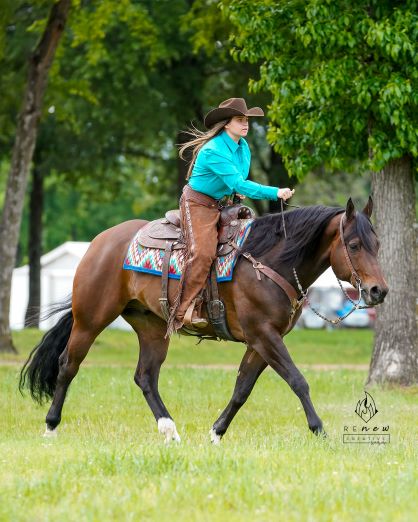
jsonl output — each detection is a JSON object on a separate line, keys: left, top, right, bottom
{"left": 243, "top": 206, "right": 371, "bottom": 327}
{"left": 338, "top": 213, "right": 363, "bottom": 289}
{"left": 293, "top": 212, "right": 370, "bottom": 325}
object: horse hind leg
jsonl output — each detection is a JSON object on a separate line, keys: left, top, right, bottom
{"left": 44, "top": 323, "right": 97, "bottom": 436}
{"left": 125, "top": 313, "right": 180, "bottom": 444}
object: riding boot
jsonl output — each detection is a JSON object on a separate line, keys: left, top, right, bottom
{"left": 183, "top": 294, "right": 208, "bottom": 329}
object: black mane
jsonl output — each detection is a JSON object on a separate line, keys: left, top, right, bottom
{"left": 241, "top": 205, "right": 377, "bottom": 267}
{"left": 241, "top": 206, "right": 343, "bottom": 267}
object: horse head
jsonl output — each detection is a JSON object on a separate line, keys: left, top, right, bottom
{"left": 330, "top": 197, "right": 389, "bottom": 306}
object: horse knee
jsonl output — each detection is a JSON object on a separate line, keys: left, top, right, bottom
{"left": 134, "top": 372, "right": 152, "bottom": 395}
{"left": 231, "top": 395, "right": 246, "bottom": 409}
{"left": 289, "top": 374, "right": 309, "bottom": 397}
{"left": 231, "top": 384, "right": 252, "bottom": 409}
{"left": 56, "top": 361, "right": 79, "bottom": 386}
{"left": 58, "top": 349, "right": 68, "bottom": 367}
{"left": 133, "top": 372, "right": 143, "bottom": 389}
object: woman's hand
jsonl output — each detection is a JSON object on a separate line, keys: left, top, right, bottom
{"left": 277, "top": 188, "right": 295, "bottom": 201}
{"left": 236, "top": 193, "right": 246, "bottom": 200}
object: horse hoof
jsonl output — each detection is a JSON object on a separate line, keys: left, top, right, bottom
{"left": 43, "top": 426, "right": 57, "bottom": 438}
{"left": 158, "top": 418, "right": 181, "bottom": 444}
{"left": 312, "top": 427, "right": 327, "bottom": 438}
{"left": 209, "top": 428, "right": 222, "bottom": 445}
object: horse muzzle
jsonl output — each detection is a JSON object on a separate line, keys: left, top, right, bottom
{"left": 361, "top": 284, "right": 389, "bottom": 306}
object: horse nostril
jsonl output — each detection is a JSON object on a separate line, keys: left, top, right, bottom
{"left": 370, "top": 286, "right": 380, "bottom": 299}
{"left": 370, "top": 286, "right": 387, "bottom": 302}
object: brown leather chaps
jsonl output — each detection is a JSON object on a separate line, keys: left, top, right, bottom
{"left": 166, "top": 185, "right": 220, "bottom": 335}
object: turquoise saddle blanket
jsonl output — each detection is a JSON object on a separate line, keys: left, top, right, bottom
{"left": 123, "top": 219, "right": 253, "bottom": 282}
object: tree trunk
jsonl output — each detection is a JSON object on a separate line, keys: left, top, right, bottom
{"left": 0, "top": 0, "right": 71, "bottom": 353}
{"left": 267, "top": 150, "right": 296, "bottom": 213}
{"left": 368, "top": 156, "right": 418, "bottom": 385}
{"left": 24, "top": 165, "right": 44, "bottom": 328}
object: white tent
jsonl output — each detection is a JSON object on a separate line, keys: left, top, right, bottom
{"left": 311, "top": 267, "right": 351, "bottom": 289}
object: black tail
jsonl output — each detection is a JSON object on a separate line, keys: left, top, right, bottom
{"left": 19, "top": 297, "right": 73, "bottom": 404}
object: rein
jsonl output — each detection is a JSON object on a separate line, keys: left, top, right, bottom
{"left": 243, "top": 203, "right": 371, "bottom": 327}
{"left": 292, "top": 212, "right": 371, "bottom": 325}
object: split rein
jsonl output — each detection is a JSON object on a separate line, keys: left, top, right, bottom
{"left": 243, "top": 201, "right": 370, "bottom": 326}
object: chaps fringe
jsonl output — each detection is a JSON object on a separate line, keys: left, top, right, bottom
{"left": 165, "top": 195, "right": 193, "bottom": 337}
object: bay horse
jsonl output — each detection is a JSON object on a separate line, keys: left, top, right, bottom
{"left": 20, "top": 197, "right": 388, "bottom": 443}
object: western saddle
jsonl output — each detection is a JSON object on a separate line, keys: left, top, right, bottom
{"left": 137, "top": 204, "right": 255, "bottom": 340}
{"left": 137, "top": 204, "right": 254, "bottom": 255}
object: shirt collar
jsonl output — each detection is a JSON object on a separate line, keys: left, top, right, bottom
{"left": 221, "top": 130, "right": 241, "bottom": 153}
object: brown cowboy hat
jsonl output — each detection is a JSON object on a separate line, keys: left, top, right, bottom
{"left": 204, "top": 97, "right": 264, "bottom": 128}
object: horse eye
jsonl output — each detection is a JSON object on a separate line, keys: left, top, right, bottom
{"left": 349, "top": 242, "right": 360, "bottom": 252}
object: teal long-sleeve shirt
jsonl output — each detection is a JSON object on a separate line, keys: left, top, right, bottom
{"left": 188, "top": 131, "right": 279, "bottom": 200}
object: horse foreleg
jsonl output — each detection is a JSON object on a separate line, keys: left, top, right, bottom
{"left": 247, "top": 326, "right": 325, "bottom": 436}
{"left": 210, "top": 347, "right": 267, "bottom": 444}
{"left": 129, "top": 315, "right": 180, "bottom": 444}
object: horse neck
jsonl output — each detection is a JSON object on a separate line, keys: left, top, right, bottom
{"left": 262, "top": 213, "right": 342, "bottom": 290}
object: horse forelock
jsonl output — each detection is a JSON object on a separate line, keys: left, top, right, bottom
{"left": 241, "top": 205, "right": 344, "bottom": 265}
{"left": 346, "top": 211, "right": 379, "bottom": 255}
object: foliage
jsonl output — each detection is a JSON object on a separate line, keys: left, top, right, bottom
{"left": 223, "top": 0, "right": 418, "bottom": 178}
{"left": 0, "top": 1, "right": 208, "bottom": 259}
{"left": 0, "top": 0, "right": 384, "bottom": 266}
{"left": 39, "top": 0, "right": 181, "bottom": 188}
{"left": 0, "top": 1, "right": 50, "bottom": 148}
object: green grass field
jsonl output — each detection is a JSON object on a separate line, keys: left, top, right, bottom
{"left": 1, "top": 329, "right": 416, "bottom": 521}
{"left": 5, "top": 327, "right": 375, "bottom": 366}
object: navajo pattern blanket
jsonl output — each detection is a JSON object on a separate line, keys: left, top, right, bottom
{"left": 123, "top": 219, "right": 254, "bottom": 282}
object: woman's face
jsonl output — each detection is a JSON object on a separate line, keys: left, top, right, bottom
{"left": 225, "top": 116, "right": 249, "bottom": 139}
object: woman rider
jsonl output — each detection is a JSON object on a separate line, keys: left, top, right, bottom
{"left": 166, "top": 98, "right": 294, "bottom": 335}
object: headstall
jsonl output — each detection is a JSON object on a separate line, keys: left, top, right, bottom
{"left": 243, "top": 210, "right": 370, "bottom": 327}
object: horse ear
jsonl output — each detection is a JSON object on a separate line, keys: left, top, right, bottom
{"left": 362, "top": 196, "right": 373, "bottom": 218}
{"left": 345, "top": 198, "right": 355, "bottom": 221}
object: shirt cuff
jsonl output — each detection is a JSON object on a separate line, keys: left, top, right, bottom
{"left": 264, "top": 185, "right": 279, "bottom": 200}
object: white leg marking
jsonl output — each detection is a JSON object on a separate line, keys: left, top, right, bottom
{"left": 43, "top": 425, "right": 57, "bottom": 438}
{"left": 209, "top": 428, "right": 221, "bottom": 445}
{"left": 158, "top": 417, "right": 181, "bottom": 444}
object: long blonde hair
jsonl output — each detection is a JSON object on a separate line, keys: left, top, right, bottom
{"left": 179, "top": 119, "right": 229, "bottom": 180}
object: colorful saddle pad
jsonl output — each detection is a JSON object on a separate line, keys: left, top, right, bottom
{"left": 123, "top": 219, "right": 253, "bottom": 282}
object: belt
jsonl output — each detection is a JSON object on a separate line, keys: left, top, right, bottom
{"left": 182, "top": 185, "right": 220, "bottom": 208}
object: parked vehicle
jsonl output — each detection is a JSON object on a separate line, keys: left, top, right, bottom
{"left": 336, "top": 299, "right": 370, "bottom": 328}
{"left": 297, "top": 307, "right": 326, "bottom": 329}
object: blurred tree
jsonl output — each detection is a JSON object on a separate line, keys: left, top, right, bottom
{"left": 223, "top": 0, "right": 418, "bottom": 385}
{"left": 184, "top": 0, "right": 297, "bottom": 213}
{"left": 0, "top": 0, "right": 71, "bottom": 353}
{"left": 11, "top": 0, "right": 289, "bottom": 328}
{"left": 0, "top": 0, "right": 374, "bottom": 344}
{"left": 2, "top": 0, "right": 183, "bottom": 327}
